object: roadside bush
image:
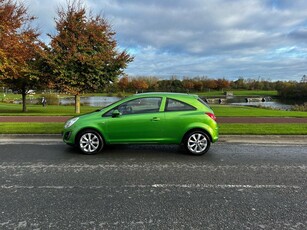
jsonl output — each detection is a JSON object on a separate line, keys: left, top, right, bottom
{"left": 41, "top": 94, "right": 59, "bottom": 105}
{"left": 292, "top": 103, "right": 307, "bottom": 112}
{"left": 277, "top": 83, "right": 307, "bottom": 99}
{"left": 117, "top": 92, "right": 125, "bottom": 98}
{"left": 2, "top": 98, "right": 14, "bottom": 103}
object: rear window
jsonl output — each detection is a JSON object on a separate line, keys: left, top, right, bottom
{"left": 165, "top": 98, "right": 196, "bottom": 111}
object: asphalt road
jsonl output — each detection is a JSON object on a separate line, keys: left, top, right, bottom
{"left": 0, "top": 140, "right": 307, "bottom": 229}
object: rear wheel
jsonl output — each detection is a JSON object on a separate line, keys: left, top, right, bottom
{"left": 77, "top": 129, "right": 104, "bottom": 154}
{"left": 184, "top": 131, "right": 211, "bottom": 155}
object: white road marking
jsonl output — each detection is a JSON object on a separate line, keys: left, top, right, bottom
{"left": 0, "top": 184, "right": 301, "bottom": 190}
{"left": 0, "top": 163, "right": 307, "bottom": 170}
{"left": 0, "top": 163, "right": 303, "bottom": 190}
{"left": 151, "top": 184, "right": 301, "bottom": 189}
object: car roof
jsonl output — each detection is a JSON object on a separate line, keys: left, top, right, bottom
{"left": 133, "top": 92, "right": 198, "bottom": 98}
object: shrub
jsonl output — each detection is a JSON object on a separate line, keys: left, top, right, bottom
{"left": 292, "top": 103, "right": 307, "bottom": 112}
{"left": 41, "top": 94, "right": 60, "bottom": 105}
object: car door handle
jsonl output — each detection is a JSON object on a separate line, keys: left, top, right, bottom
{"left": 151, "top": 117, "right": 160, "bottom": 121}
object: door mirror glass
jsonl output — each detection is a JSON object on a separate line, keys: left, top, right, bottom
{"left": 112, "top": 109, "right": 122, "bottom": 117}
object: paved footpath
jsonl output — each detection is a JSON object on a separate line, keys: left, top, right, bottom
{"left": 1, "top": 116, "right": 307, "bottom": 123}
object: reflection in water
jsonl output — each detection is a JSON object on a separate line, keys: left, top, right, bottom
{"left": 60, "top": 96, "right": 120, "bottom": 107}
{"left": 231, "top": 101, "right": 292, "bottom": 110}
{"left": 204, "top": 96, "right": 293, "bottom": 110}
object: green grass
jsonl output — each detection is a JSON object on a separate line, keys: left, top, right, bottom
{"left": 219, "top": 123, "right": 307, "bottom": 135}
{"left": 0, "top": 122, "right": 63, "bottom": 134}
{"left": 211, "top": 105, "right": 307, "bottom": 117}
{"left": 0, "top": 103, "right": 100, "bottom": 116}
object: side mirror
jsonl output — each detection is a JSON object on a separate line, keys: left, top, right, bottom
{"left": 112, "top": 109, "right": 122, "bottom": 118}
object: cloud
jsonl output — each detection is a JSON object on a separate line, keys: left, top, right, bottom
{"left": 288, "top": 27, "right": 307, "bottom": 42}
{"left": 25, "top": 0, "right": 307, "bottom": 80}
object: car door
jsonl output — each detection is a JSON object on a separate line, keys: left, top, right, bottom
{"left": 104, "top": 97, "right": 164, "bottom": 143}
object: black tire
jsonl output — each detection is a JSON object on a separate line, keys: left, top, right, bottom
{"left": 77, "top": 129, "right": 104, "bottom": 155}
{"left": 184, "top": 131, "right": 211, "bottom": 155}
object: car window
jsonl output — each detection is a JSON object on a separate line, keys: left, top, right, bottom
{"left": 104, "top": 97, "right": 162, "bottom": 116}
{"left": 165, "top": 98, "right": 196, "bottom": 111}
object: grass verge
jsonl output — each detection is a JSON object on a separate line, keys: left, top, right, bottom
{"left": 219, "top": 123, "right": 307, "bottom": 135}
{"left": 211, "top": 105, "right": 307, "bottom": 117}
{"left": 0, "top": 103, "right": 100, "bottom": 116}
{"left": 1, "top": 122, "right": 307, "bottom": 135}
{"left": 0, "top": 123, "right": 63, "bottom": 134}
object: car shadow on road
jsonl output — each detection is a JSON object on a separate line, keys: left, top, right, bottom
{"left": 63, "top": 144, "right": 196, "bottom": 158}
{"left": 62, "top": 144, "right": 218, "bottom": 163}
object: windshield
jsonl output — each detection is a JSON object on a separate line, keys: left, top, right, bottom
{"left": 95, "top": 98, "right": 123, "bottom": 112}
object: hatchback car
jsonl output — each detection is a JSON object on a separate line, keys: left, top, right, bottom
{"left": 63, "top": 92, "right": 218, "bottom": 155}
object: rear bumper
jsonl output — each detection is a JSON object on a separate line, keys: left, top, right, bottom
{"left": 211, "top": 127, "right": 219, "bottom": 143}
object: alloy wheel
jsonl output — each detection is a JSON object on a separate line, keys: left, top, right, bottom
{"left": 79, "top": 132, "right": 101, "bottom": 154}
{"left": 187, "top": 132, "right": 209, "bottom": 155}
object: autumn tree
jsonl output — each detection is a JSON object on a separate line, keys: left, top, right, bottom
{"left": 117, "top": 75, "right": 129, "bottom": 93}
{"left": 157, "top": 79, "right": 183, "bottom": 92}
{"left": 0, "top": 0, "right": 44, "bottom": 112}
{"left": 202, "top": 79, "right": 217, "bottom": 90}
{"left": 47, "top": 1, "right": 133, "bottom": 113}
{"left": 143, "top": 76, "right": 159, "bottom": 91}
{"left": 130, "top": 78, "right": 148, "bottom": 93}
{"left": 193, "top": 80, "right": 203, "bottom": 92}
{"left": 182, "top": 78, "right": 194, "bottom": 93}
{"left": 216, "top": 78, "right": 230, "bottom": 91}
{"left": 231, "top": 78, "right": 247, "bottom": 89}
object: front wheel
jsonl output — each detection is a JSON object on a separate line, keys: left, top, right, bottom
{"left": 184, "top": 131, "right": 211, "bottom": 155}
{"left": 77, "top": 130, "right": 104, "bottom": 154}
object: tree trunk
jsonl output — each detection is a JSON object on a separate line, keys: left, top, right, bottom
{"left": 75, "top": 94, "right": 80, "bottom": 114}
{"left": 22, "top": 91, "right": 27, "bottom": 112}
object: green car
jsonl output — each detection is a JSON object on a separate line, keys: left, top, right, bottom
{"left": 63, "top": 92, "right": 218, "bottom": 155}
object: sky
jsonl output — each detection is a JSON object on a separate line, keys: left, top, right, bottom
{"left": 26, "top": 0, "right": 307, "bottom": 81}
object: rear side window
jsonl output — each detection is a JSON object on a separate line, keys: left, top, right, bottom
{"left": 165, "top": 98, "right": 196, "bottom": 111}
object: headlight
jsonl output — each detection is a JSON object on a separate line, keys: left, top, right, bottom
{"left": 64, "top": 117, "right": 79, "bottom": 129}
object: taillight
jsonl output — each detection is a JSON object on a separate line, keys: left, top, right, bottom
{"left": 205, "top": 112, "right": 217, "bottom": 121}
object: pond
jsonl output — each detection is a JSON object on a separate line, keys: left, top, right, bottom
{"left": 59, "top": 96, "right": 121, "bottom": 107}
{"left": 204, "top": 96, "right": 293, "bottom": 110}
{"left": 230, "top": 101, "right": 292, "bottom": 110}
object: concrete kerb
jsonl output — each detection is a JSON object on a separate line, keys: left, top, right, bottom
{"left": 0, "top": 134, "right": 306, "bottom": 145}
{"left": 219, "top": 135, "right": 307, "bottom": 145}
{"left": 0, "top": 134, "right": 62, "bottom": 143}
